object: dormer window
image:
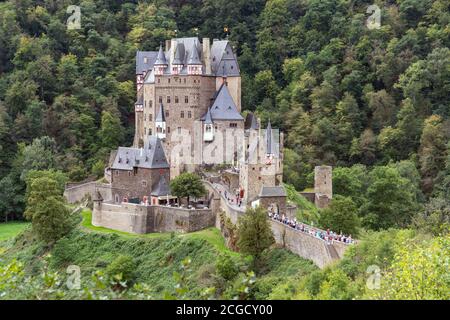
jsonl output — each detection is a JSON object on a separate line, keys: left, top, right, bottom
{"left": 144, "top": 57, "right": 148, "bottom": 63}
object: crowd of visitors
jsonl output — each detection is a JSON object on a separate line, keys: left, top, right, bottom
{"left": 268, "top": 211, "right": 355, "bottom": 245}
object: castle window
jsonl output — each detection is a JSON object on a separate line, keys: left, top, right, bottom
{"left": 165, "top": 111, "right": 169, "bottom": 117}
{"left": 205, "top": 125, "right": 212, "bottom": 132}
{"left": 115, "top": 170, "right": 119, "bottom": 175}
{"left": 134, "top": 167, "right": 138, "bottom": 175}
{"left": 167, "top": 96, "right": 170, "bottom": 103}
{"left": 231, "top": 65, "right": 234, "bottom": 70}
{"left": 142, "top": 181, "right": 147, "bottom": 187}
{"left": 144, "top": 127, "right": 146, "bottom": 134}
{"left": 168, "top": 78, "right": 170, "bottom": 84}
{"left": 128, "top": 171, "right": 131, "bottom": 176}
{"left": 181, "top": 111, "right": 185, "bottom": 118}
{"left": 159, "top": 96, "right": 162, "bottom": 103}
{"left": 175, "top": 96, "right": 179, "bottom": 103}
{"left": 184, "top": 78, "right": 186, "bottom": 83}
{"left": 167, "top": 127, "right": 170, "bottom": 133}
{"left": 150, "top": 100, "right": 152, "bottom": 107}
{"left": 144, "top": 114, "right": 146, "bottom": 121}
{"left": 185, "top": 96, "right": 188, "bottom": 103}
{"left": 158, "top": 78, "right": 160, "bottom": 83}
{"left": 149, "top": 114, "right": 152, "bottom": 121}
{"left": 188, "top": 111, "right": 192, "bottom": 118}
{"left": 229, "top": 123, "right": 237, "bottom": 128}
{"left": 115, "top": 194, "right": 119, "bottom": 203}
{"left": 149, "top": 128, "right": 152, "bottom": 135}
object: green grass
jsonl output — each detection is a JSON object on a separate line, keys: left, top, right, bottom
{"left": 0, "top": 221, "right": 30, "bottom": 242}
{"left": 81, "top": 208, "right": 235, "bottom": 254}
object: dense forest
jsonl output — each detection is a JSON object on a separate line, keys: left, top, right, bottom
{"left": 1, "top": 0, "right": 448, "bottom": 233}
{"left": 0, "top": 0, "right": 449, "bottom": 300}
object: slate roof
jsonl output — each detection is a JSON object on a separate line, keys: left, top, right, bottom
{"left": 154, "top": 44, "right": 168, "bottom": 65}
{"left": 151, "top": 175, "right": 171, "bottom": 196}
{"left": 173, "top": 42, "right": 185, "bottom": 65}
{"left": 204, "top": 107, "right": 213, "bottom": 124}
{"left": 155, "top": 103, "right": 165, "bottom": 122}
{"left": 245, "top": 113, "right": 259, "bottom": 130}
{"left": 259, "top": 186, "right": 287, "bottom": 198}
{"left": 187, "top": 42, "right": 202, "bottom": 65}
{"left": 201, "top": 84, "right": 244, "bottom": 121}
{"left": 210, "top": 40, "right": 240, "bottom": 76}
{"left": 136, "top": 51, "right": 158, "bottom": 74}
{"left": 111, "top": 137, "right": 169, "bottom": 170}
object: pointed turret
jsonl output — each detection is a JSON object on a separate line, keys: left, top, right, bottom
{"left": 187, "top": 42, "right": 203, "bottom": 75}
{"left": 188, "top": 42, "right": 202, "bottom": 65}
{"left": 265, "top": 120, "right": 274, "bottom": 156}
{"left": 172, "top": 43, "right": 184, "bottom": 65}
{"left": 155, "top": 103, "right": 166, "bottom": 139}
{"left": 203, "top": 107, "right": 214, "bottom": 142}
{"left": 154, "top": 44, "right": 167, "bottom": 75}
{"left": 154, "top": 44, "right": 168, "bottom": 65}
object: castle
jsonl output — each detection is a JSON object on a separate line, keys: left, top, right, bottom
{"left": 64, "top": 37, "right": 342, "bottom": 268}
{"left": 107, "top": 37, "right": 284, "bottom": 207}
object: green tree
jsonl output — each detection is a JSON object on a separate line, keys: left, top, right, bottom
{"left": 237, "top": 206, "right": 274, "bottom": 262}
{"left": 361, "top": 166, "right": 418, "bottom": 230}
{"left": 24, "top": 176, "right": 72, "bottom": 243}
{"left": 169, "top": 172, "right": 206, "bottom": 205}
{"left": 319, "top": 195, "right": 360, "bottom": 236}
{"left": 98, "top": 111, "right": 124, "bottom": 150}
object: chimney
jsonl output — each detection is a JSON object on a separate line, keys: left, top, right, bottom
{"left": 170, "top": 39, "right": 177, "bottom": 65}
{"left": 165, "top": 40, "right": 171, "bottom": 52}
{"left": 202, "top": 37, "right": 211, "bottom": 74}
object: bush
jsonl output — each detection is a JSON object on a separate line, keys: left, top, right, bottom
{"left": 105, "top": 254, "right": 136, "bottom": 285}
{"left": 215, "top": 254, "right": 238, "bottom": 281}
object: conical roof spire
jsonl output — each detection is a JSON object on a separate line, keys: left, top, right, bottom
{"left": 250, "top": 113, "right": 259, "bottom": 130}
{"left": 154, "top": 44, "right": 168, "bottom": 65}
{"left": 173, "top": 43, "right": 184, "bottom": 65}
{"left": 188, "top": 42, "right": 202, "bottom": 65}
{"left": 266, "top": 119, "right": 273, "bottom": 155}
{"left": 155, "top": 103, "right": 165, "bottom": 122}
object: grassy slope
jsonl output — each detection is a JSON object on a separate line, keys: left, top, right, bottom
{"left": 0, "top": 222, "right": 30, "bottom": 242}
{"left": 1, "top": 209, "right": 317, "bottom": 299}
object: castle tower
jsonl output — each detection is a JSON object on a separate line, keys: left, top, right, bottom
{"left": 172, "top": 43, "right": 184, "bottom": 74}
{"left": 187, "top": 42, "right": 202, "bottom": 75}
{"left": 314, "top": 166, "right": 332, "bottom": 208}
{"left": 155, "top": 103, "right": 166, "bottom": 140}
{"left": 154, "top": 44, "right": 168, "bottom": 75}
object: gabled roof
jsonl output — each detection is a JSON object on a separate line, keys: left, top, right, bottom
{"left": 111, "top": 137, "right": 169, "bottom": 170}
{"left": 201, "top": 84, "right": 244, "bottom": 121}
{"left": 136, "top": 51, "right": 158, "bottom": 74}
{"left": 187, "top": 42, "right": 202, "bottom": 65}
{"left": 154, "top": 44, "right": 168, "bottom": 65}
{"left": 151, "top": 175, "right": 171, "bottom": 196}
{"left": 265, "top": 120, "right": 273, "bottom": 154}
{"left": 259, "top": 186, "right": 287, "bottom": 198}
{"left": 155, "top": 103, "right": 165, "bottom": 122}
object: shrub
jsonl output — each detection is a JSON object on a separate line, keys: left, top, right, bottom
{"left": 105, "top": 254, "right": 136, "bottom": 285}
{"left": 215, "top": 254, "right": 238, "bottom": 281}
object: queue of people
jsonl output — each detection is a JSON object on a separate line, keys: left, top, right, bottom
{"left": 268, "top": 211, "right": 355, "bottom": 245}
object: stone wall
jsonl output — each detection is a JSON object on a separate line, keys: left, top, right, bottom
{"left": 92, "top": 201, "right": 215, "bottom": 234}
{"left": 270, "top": 220, "right": 343, "bottom": 268}
{"left": 64, "top": 182, "right": 113, "bottom": 203}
